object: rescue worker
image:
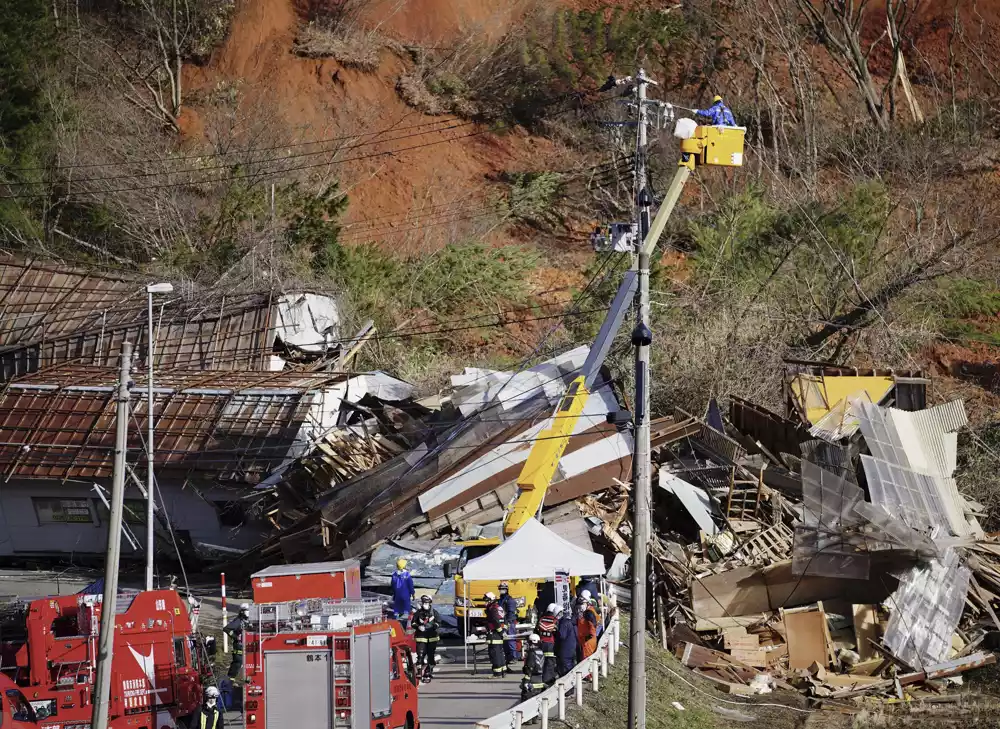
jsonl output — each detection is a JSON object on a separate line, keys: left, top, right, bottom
{"left": 391, "top": 558, "right": 415, "bottom": 629}
{"left": 575, "top": 591, "right": 599, "bottom": 660}
{"left": 519, "top": 634, "right": 546, "bottom": 702}
{"left": 223, "top": 603, "right": 250, "bottom": 682}
{"left": 555, "top": 603, "right": 578, "bottom": 677}
{"left": 412, "top": 594, "right": 441, "bottom": 682}
{"left": 485, "top": 591, "right": 507, "bottom": 678}
{"left": 695, "top": 95, "right": 736, "bottom": 126}
{"left": 534, "top": 603, "right": 559, "bottom": 686}
{"left": 191, "top": 685, "right": 225, "bottom": 729}
{"left": 498, "top": 581, "right": 520, "bottom": 665}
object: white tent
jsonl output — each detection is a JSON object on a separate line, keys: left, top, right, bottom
{"left": 462, "top": 517, "right": 605, "bottom": 581}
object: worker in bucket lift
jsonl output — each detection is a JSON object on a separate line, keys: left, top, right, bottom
{"left": 520, "top": 633, "right": 546, "bottom": 702}
{"left": 575, "top": 591, "right": 599, "bottom": 660}
{"left": 412, "top": 594, "right": 441, "bottom": 683}
{"left": 695, "top": 95, "right": 736, "bottom": 126}
{"left": 534, "top": 604, "right": 559, "bottom": 686}
{"left": 191, "top": 685, "right": 225, "bottom": 729}
{"left": 555, "top": 603, "right": 578, "bottom": 678}
{"left": 224, "top": 603, "right": 250, "bottom": 682}
{"left": 391, "top": 558, "right": 415, "bottom": 629}
{"left": 498, "top": 581, "right": 521, "bottom": 665}
{"left": 484, "top": 591, "right": 507, "bottom": 678}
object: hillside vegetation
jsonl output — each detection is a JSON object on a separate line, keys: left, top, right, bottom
{"left": 1, "top": 0, "right": 1000, "bottom": 425}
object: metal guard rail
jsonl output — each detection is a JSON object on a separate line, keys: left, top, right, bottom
{"left": 475, "top": 612, "right": 621, "bottom": 729}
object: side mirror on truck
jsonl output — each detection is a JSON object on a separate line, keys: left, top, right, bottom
{"left": 443, "top": 562, "right": 454, "bottom": 579}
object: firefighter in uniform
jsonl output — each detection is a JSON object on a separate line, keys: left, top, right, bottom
{"left": 575, "top": 590, "right": 599, "bottom": 660}
{"left": 224, "top": 603, "right": 250, "bottom": 682}
{"left": 534, "top": 603, "right": 559, "bottom": 685}
{"left": 498, "top": 581, "right": 520, "bottom": 665}
{"left": 484, "top": 591, "right": 507, "bottom": 678}
{"left": 191, "top": 685, "right": 224, "bottom": 729}
{"left": 520, "top": 633, "right": 546, "bottom": 701}
{"left": 556, "top": 604, "right": 578, "bottom": 677}
{"left": 412, "top": 594, "right": 441, "bottom": 682}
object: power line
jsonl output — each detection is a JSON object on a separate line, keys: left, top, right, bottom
{"left": 0, "top": 129, "right": 492, "bottom": 200}
{"left": 3, "top": 121, "right": 479, "bottom": 189}
{"left": 0, "top": 117, "right": 469, "bottom": 175}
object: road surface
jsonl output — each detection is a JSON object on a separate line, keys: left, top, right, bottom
{"left": 418, "top": 644, "right": 523, "bottom": 729}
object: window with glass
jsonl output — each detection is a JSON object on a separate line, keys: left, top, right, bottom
{"left": 32, "top": 498, "right": 94, "bottom": 525}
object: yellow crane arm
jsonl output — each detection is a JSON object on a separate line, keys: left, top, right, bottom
{"left": 501, "top": 124, "right": 746, "bottom": 540}
{"left": 503, "top": 376, "right": 589, "bottom": 536}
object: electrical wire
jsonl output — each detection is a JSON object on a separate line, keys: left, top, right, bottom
{"left": 0, "top": 129, "right": 492, "bottom": 200}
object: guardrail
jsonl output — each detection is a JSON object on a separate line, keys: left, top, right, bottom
{"left": 475, "top": 612, "right": 621, "bottom": 729}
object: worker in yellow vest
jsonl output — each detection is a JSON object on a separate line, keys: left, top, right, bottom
{"left": 193, "top": 686, "right": 225, "bottom": 729}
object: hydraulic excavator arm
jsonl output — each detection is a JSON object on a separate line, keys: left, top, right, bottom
{"left": 501, "top": 121, "right": 746, "bottom": 539}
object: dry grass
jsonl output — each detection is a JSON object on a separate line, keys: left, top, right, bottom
{"left": 293, "top": 23, "right": 384, "bottom": 71}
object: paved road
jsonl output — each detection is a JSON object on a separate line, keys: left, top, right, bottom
{"left": 418, "top": 644, "right": 523, "bottom": 729}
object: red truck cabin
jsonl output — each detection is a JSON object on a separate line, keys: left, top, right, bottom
{"left": 0, "top": 590, "right": 204, "bottom": 729}
{"left": 0, "top": 674, "right": 38, "bottom": 727}
{"left": 251, "top": 560, "right": 363, "bottom": 603}
{"left": 244, "top": 600, "right": 418, "bottom": 729}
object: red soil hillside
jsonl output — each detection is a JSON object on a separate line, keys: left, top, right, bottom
{"left": 182, "top": 0, "right": 562, "bottom": 255}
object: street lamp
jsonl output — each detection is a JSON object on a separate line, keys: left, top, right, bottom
{"left": 145, "top": 282, "right": 173, "bottom": 591}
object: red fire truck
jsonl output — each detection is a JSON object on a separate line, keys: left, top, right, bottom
{"left": 0, "top": 589, "right": 208, "bottom": 729}
{"left": 241, "top": 561, "right": 420, "bottom": 729}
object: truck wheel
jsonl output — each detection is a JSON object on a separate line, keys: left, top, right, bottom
{"left": 406, "top": 712, "right": 415, "bottom": 729}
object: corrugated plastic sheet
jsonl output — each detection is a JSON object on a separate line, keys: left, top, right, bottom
{"left": 884, "top": 549, "right": 971, "bottom": 669}
{"left": 856, "top": 399, "right": 971, "bottom": 537}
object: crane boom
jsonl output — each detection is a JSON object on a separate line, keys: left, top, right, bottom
{"left": 501, "top": 122, "right": 745, "bottom": 538}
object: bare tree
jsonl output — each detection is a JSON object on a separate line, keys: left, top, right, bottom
{"left": 793, "top": 0, "right": 921, "bottom": 132}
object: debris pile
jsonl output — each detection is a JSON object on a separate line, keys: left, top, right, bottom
{"left": 581, "top": 361, "right": 999, "bottom": 703}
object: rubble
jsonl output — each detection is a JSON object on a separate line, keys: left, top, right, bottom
{"left": 571, "top": 361, "right": 998, "bottom": 706}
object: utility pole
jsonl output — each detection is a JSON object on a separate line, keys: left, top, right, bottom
{"left": 627, "top": 67, "right": 654, "bottom": 729}
{"left": 92, "top": 340, "right": 132, "bottom": 729}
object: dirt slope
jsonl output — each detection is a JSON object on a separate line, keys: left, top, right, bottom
{"left": 183, "top": 0, "right": 559, "bottom": 254}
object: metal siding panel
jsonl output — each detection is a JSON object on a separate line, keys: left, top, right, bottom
{"left": 369, "top": 631, "right": 392, "bottom": 718}
{"left": 265, "top": 650, "right": 332, "bottom": 729}
{"left": 352, "top": 633, "right": 371, "bottom": 729}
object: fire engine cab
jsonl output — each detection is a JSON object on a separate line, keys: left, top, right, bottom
{"left": 0, "top": 589, "right": 208, "bottom": 729}
{"left": 241, "top": 561, "right": 419, "bottom": 729}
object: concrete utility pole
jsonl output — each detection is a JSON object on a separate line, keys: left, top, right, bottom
{"left": 92, "top": 340, "right": 132, "bottom": 729}
{"left": 627, "top": 67, "right": 654, "bottom": 729}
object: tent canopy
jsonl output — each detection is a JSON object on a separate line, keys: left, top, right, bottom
{"left": 462, "top": 517, "right": 605, "bottom": 582}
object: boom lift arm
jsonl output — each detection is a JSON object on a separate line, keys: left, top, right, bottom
{"left": 502, "top": 122, "right": 745, "bottom": 537}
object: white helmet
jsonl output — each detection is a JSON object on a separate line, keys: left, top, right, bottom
{"left": 239, "top": 603, "right": 250, "bottom": 613}
{"left": 551, "top": 603, "right": 565, "bottom": 616}
{"left": 580, "top": 590, "right": 592, "bottom": 601}
{"left": 204, "top": 686, "right": 220, "bottom": 699}
{"left": 546, "top": 602, "right": 559, "bottom": 614}
{"left": 529, "top": 633, "right": 541, "bottom": 644}
{"left": 485, "top": 591, "right": 497, "bottom": 601}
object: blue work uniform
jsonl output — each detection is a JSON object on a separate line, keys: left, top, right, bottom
{"left": 695, "top": 101, "right": 736, "bottom": 126}
{"left": 555, "top": 615, "right": 578, "bottom": 677}
{"left": 390, "top": 569, "right": 415, "bottom": 626}
{"left": 499, "top": 592, "right": 521, "bottom": 662}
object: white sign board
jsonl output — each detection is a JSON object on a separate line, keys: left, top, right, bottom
{"left": 554, "top": 570, "right": 571, "bottom": 616}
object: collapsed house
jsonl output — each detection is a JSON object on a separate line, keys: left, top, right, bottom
{"left": 581, "top": 361, "right": 997, "bottom": 702}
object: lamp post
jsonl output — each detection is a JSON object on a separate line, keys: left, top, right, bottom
{"left": 145, "top": 282, "right": 173, "bottom": 591}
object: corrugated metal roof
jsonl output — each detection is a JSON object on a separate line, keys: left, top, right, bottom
{"left": 0, "top": 258, "right": 141, "bottom": 345}
{"left": 0, "top": 369, "right": 348, "bottom": 481}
